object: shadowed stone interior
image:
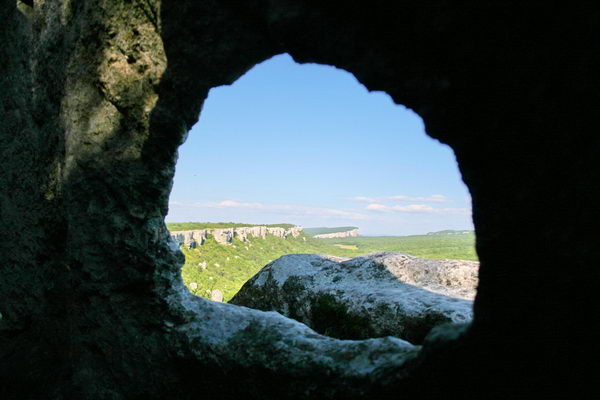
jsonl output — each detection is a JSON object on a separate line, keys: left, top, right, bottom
{"left": 1, "top": 1, "right": 597, "bottom": 399}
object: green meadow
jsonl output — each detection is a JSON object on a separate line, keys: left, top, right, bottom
{"left": 321, "top": 234, "right": 478, "bottom": 261}
{"left": 169, "top": 223, "right": 477, "bottom": 302}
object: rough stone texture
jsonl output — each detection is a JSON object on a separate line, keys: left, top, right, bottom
{"left": 1, "top": 1, "right": 598, "bottom": 399}
{"left": 230, "top": 253, "right": 475, "bottom": 343}
{"left": 314, "top": 228, "right": 360, "bottom": 239}
{"left": 170, "top": 225, "right": 303, "bottom": 247}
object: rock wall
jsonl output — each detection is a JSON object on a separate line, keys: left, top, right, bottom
{"left": 170, "top": 226, "right": 303, "bottom": 247}
{"left": 314, "top": 228, "right": 360, "bottom": 239}
{"left": 1, "top": 1, "right": 597, "bottom": 399}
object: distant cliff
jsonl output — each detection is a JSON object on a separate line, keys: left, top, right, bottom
{"left": 426, "top": 230, "right": 474, "bottom": 236}
{"left": 314, "top": 228, "right": 360, "bottom": 239}
{"left": 170, "top": 226, "right": 304, "bottom": 248}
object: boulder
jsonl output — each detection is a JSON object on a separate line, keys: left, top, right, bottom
{"left": 210, "top": 289, "right": 224, "bottom": 302}
{"left": 230, "top": 252, "right": 478, "bottom": 344}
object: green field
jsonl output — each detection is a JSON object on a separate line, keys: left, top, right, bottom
{"left": 176, "top": 230, "right": 477, "bottom": 302}
{"left": 320, "top": 234, "right": 478, "bottom": 261}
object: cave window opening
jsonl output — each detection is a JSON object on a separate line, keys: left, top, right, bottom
{"left": 166, "top": 53, "right": 475, "bottom": 344}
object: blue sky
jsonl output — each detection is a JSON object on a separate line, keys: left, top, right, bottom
{"left": 166, "top": 54, "right": 473, "bottom": 235}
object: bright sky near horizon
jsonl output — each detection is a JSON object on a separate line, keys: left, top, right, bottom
{"left": 166, "top": 54, "right": 473, "bottom": 236}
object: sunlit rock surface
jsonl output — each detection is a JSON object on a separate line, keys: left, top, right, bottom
{"left": 314, "top": 228, "right": 360, "bottom": 239}
{"left": 169, "top": 281, "right": 420, "bottom": 389}
{"left": 170, "top": 226, "right": 303, "bottom": 247}
{"left": 231, "top": 252, "right": 477, "bottom": 343}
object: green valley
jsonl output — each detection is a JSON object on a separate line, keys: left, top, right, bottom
{"left": 169, "top": 223, "right": 477, "bottom": 302}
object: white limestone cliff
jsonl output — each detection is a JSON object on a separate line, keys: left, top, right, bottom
{"left": 314, "top": 228, "right": 360, "bottom": 239}
{"left": 170, "top": 226, "right": 304, "bottom": 248}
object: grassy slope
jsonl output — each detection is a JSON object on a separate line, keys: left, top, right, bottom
{"left": 179, "top": 232, "right": 477, "bottom": 302}
{"left": 321, "top": 234, "right": 478, "bottom": 261}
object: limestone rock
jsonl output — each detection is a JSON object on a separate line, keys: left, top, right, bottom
{"left": 314, "top": 228, "right": 360, "bottom": 239}
{"left": 169, "top": 282, "right": 420, "bottom": 395}
{"left": 230, "top": 252, "right": 477, "bottom": 344}
{"left": 210, "top": 289, "right": 224, "bottom": 302}
{"left": 170, "top": 226, "right": 303, "bottom": 247}
{"left": 170, "top": 230, "right": 209, "bottom": 248}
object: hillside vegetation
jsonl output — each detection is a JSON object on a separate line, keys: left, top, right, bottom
{"left": 177, "top": 230, "right": 477, "bottom": 302}
{"left": 304, "top": 226, "right": 358, "bottom": 236}
{"left": 322, "top": 234, "right": 478, "bottom": 261}
{"left": 167, "top": 222, "right": 296, "bottom": 231}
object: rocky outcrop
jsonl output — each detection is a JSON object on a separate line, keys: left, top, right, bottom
{"left": 168, "top": 284, "right": 420, "bottom": 394}
{"left": 170, "top": 226, "right": 303, "bottom": 247}
{"left": 210, "top": 289, "right": 224, "bottom": 302}
{"left": 230, "top": 252, "right": 477, "bottom": 343}
{"left": 314, "top": 228, "right": 360, "bottom": 239}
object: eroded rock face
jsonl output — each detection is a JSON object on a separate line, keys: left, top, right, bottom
{"left": 231, "top": 253, "right": 476, "bottom": 343}
{"left": 170, "top": 226, "right": 303, "bottom": 247}
{"left": 168, "top": 280, "right": 420, "bottom": 386}
{"left": 314, "top": 228, "right": 360, "bottom": 239}
{"left": 1, "top": 1, "right": 596, "bottom": 399}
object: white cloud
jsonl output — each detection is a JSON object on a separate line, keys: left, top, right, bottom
{"left": 169, "top": 199, "right": 369, "bottom": 220}
{"left": 366, "top": 203, "right": 470, "bottom": 215}
{"left": 353, "top": 196, "right": 378, "bottom": 203}
{"left": 364, "top": 203, "right": 388, "bottom": 211}
{"left": 386, "top": 194, "right": 449, "bottom": 203}
{"left": 353, "top": 194, "right": 450, "bottom": 203}
{"left": 215, "top": 200, "right": 264, "bottom": 209}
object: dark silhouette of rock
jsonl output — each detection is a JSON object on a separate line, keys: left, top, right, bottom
{"left": 1, "top": 1, "right": 597, "bottom": 399}
{"left": 231, "top": 252, "right": 476, "bottom": 343}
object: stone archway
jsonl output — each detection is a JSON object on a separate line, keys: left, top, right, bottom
{"left": 1, "top": 1, "right": 597, "bottom": 399}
